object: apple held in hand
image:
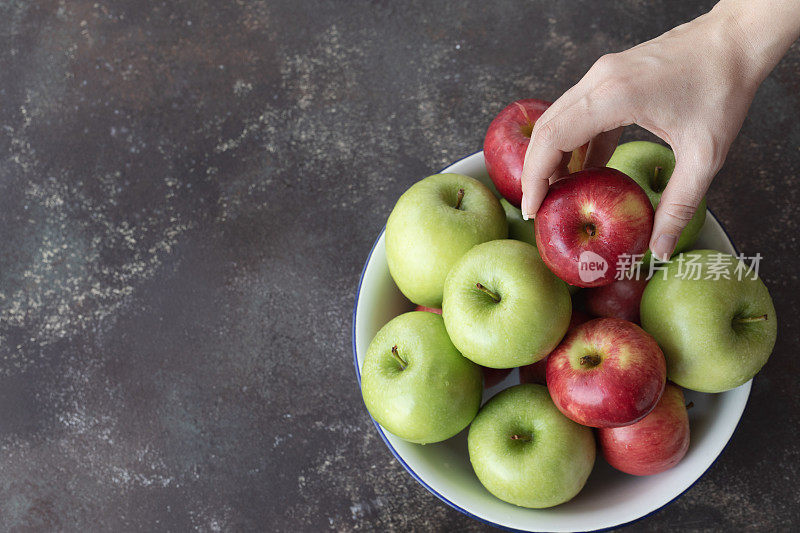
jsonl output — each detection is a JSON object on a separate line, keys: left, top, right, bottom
{"left": 599, "top": 383, "right": 690, "bottom": 476}
{"left": 360, "top": 311, "right": 482, "bottom": 444}
{"left": 468, "top": 384, "right": 595, "bottom": 508}
{"left": 608, "top": 141, "right": 706, "bottom": 257}
{"left": 519, "top": 309, "right": 593, "bottom": 385}
{"left": 443, "top": 239, "right": 571, "bottom": 368}
{"left": 640, "top": 250, "right": 777, "bottom": 393}
{"left": 583, "top": 277, "right": 648, "bottom": 323}
{"left": 546, "top": 318, "right": 666, "bottom": 428}
{"left": 386, "top": 173, "right": 507, "bottom": 308}
{"left": 535, "top": 168, "right": 654, "bottom": 288}
{"left": 484, "top": 99, "right": 586, "bottom": 207}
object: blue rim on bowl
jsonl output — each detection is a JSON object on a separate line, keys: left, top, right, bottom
{"left": 351, "top": 151, "right": 748, "bottom": 532}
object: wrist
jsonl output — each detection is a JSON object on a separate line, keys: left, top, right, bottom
{"left": 711, "top": 0, "right": 800, "bottom": 84}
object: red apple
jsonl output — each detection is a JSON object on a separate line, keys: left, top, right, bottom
{"left": 484, "top": 99, "right": 586, "bottom": 207}
{"left": 414, "top": 305, "right": 442, "bottom": 315}
{"left": 598, "top": 383, "right": 690, "bottom": 475}
{"left": 546, "top": 318, "right": 666, "bottom": 428}
{"left": 519, "top": 309, "right": 593, "bottom": 385}
{"left": 583, "top": 277, "right": 648, "bottom": 323}
{"left": 414, "top": 306, "right": 510, "bottom": 388}
{"left": 534, "top": 168, "right": 654, "bottom": 288}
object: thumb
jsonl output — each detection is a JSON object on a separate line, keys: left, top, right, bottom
{"left": 649, "top": 154, "right": 715, "bottom": 261}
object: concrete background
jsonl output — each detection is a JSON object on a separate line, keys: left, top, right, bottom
{"left": 0, "top": 0, "right": 797, "bottom": 530}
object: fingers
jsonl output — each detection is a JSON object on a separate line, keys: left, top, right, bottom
{"left": 517, "top": 99, "right": 579, "bottom": 218}
{"left": 584, "top": 127, "right": 625, "bottom": 168}
{"left": 517, "top": 86, "right": 586, "bottom": 220}
{"left": 520, "top": 87, "right": 632, "bottom": 219}
{"left": 519, "top": 129, "right": 569, "bottom": 219}
{"left": 649, "top": 149, "right": 718, "bottom": 260}
{"left": 547, "top": 152, "right": 574, "bottom": 185}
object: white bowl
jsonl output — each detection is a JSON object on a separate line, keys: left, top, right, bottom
{"left": 352, "top": 151, "right": 750, "bottom": 532}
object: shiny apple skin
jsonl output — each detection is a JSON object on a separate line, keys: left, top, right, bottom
{"left": 584, "top": 277, "right": 648, "bottom": 323}
{"left": 534, "top": 168, "right": 654, "bottom": 288}
{"left": 598, "top": 383, "right": 690, "bottom": 475}
{"left": 546, "top": 318, "right": 666, "bottom": 428}
{"left": 484, "top": 99, "right": 586, "bottom": 207}
{"left": 414, "top": 305, "right": 511, "bottom": 388}
{"left": 519, "top": 309, "right": 593, "bottom": 385}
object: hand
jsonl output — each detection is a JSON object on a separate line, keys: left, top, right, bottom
{"left": 519, "top": 0, "right": 800, "bottom": 260}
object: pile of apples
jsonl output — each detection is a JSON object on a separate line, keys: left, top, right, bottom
{"left": 359, "top": 99, "right": 777, "bottom": 509}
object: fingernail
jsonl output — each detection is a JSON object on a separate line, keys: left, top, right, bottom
{"left": 652, "top": 234, "right": 678, "bottom": 261}
{"left": 521, "top": 195, "right": 535, "bottom": 221}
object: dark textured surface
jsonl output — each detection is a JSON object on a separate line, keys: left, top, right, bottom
{"left": 0, "top": 0, "right": 797, "bottom": 531}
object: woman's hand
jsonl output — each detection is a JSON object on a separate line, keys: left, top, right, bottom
{"left": 520, "top": 0, "right": 800, "bottom": 260}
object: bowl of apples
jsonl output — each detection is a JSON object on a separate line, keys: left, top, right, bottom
{"left": 352, "top": 101, "right": 777, "bottom": 532}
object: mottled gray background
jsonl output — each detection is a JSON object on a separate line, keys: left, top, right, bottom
{"left": 0, "top": 0, "right": 796, "bottom": 531}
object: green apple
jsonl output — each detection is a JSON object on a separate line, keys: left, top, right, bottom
{"left": 607, "top": 141, "right": 706, "bottom": 257}
{"left": 386, "top": 173, "right": 507, "bottom": 307}
{"left": 468, "top": 384, "right": 595, "bottom": 508}
{"left": 500, "top": 198, "right": 536, "bottom": 247}
{"left": 641, "top": 249, "right": 777, "bottom": 393}
{"left": 360, "top": 311, "right": 482, "bottom": 444}
{"left": 500, "top": 198, "right": 579, "bottom": 295}
{"left": 442, "top": 239, "right": 571, "bottom": 367}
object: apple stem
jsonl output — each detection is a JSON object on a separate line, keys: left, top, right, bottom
{"left": 584, "top": 223, "right": 596, "bottom": 237}
{"left": 580, "top": 354, "right": 601, "bottom": 367}
{"left": 733, "top": 314, "right": 768, "bottom": 324}
{"left": 514, "top": 102, "right": 534, "bottom": 136}
{"left": 476, "top": 283, "right": 501, "bottom": 303}
{"left": 685, "top": 401, "right": 694, "bottom": 410}
{"left": 390, "top": 345, "right": 407, "bottom": 370}
{"left": 510, "top": 434, "right": 532, "bottom": 442}
{"left": 651, "top": 166, "right": 664, "bottom": 192}
{"left": 454, "top": 188, "right": 465, "bottom": 210}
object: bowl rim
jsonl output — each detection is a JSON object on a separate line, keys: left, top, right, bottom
{"left": 351, "top": 150, "right": 747, "bottom": 532}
